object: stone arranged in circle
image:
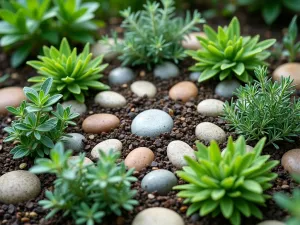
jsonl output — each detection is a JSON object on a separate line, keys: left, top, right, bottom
{"left": 91, "top": 38, "right": 121, "bottom": 61}
{"left": 0, "top": 170, "right": 41, "bottom": 204}
{"left": 61, "top": 100, "right": 87, "bottom": 115}
{"left": 82, "top": 114, "right": 120, "bottom": 134}
{"left": 132, "top": 207, "right": 184, "bottom": 225}
{"left": 167, "top": 140, "right": 195, "bottom": 169}
{"left": 62, "top": 133, "right": 86, "bottom": 152}
{"left": 182, "top": 32, "right": 206, "bottom": 50}
{"left": 91, "top": 139, "right": 122, "bottom": 159}
{"left": 68, "top": 156, "right": 94, "bottom": 166}
{"left": 94, "top": 91, "right": 126, "bottom": 108}
{"left": 130, "top": 80, "right": 157, "bottom": 98}
{"left": 169, "top": 81, "right": 198, "bottom": 102}
{"left": 0, "top": 87, "right": 26, "bottom": 115}
{"left": 273, "top": 63, "right": 300, "bottom": 89}
{"left": 154, "top": 62, "right": 179, "bottom": 80}
{"left": 131, "top": 109, "right": 173, "bottom": 137}
{"left": 281, "top": 149, "right": 300, "bottom": 174}
{"left": 108, "top": 67, "right": 135, "bottom": 85}
{"left": 197, "top": 99, "right": 225, "bottom": 117}
{"left": 189, "top": 72, "right": 201, "bottom": 81}
{"left": 195, "top": 122, "right": 226, "bottom": 143}
{"left": 141, "top": 169, "right": 177, "bottom": 195}
{"left": 125, "top": 147, "right": 155, "bottom": 171}
{"left": 215, "top": 79, "right": 240, "bottom": 98}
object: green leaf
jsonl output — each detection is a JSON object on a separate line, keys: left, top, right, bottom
{"left": 40, "top": 135, "right": 54, "bottom": 148}
{"left": 0, "top": 9, "right": 16, "bottom": 24}
{"left": 67, "top": 83, "right": 81, "bottom": 94}
{"left": 198, "top": 69, "right": 219, "bottom": 82}
{"left": 233, "top": 62, "right": 245, "bottom": 76}
{"left": 200, "top": 199, "right": 218, "bottom": 216}
{"left": 243, "top": 180, "right": 263, "bottom": 194}
{"left": 41, "top": 78, "right": 53, "bottom": 95}
{"left": 1, "top": 34, "right": 23, "bottom": 47}
{"left": 36, "top": 118, "right": 57, "bottom": 132}
{"left": 59, "top": 38, "right": 71, "bottom": 56}
{"left": 211, "top": 189, "right": 225, "bottom": 200}
{"left": 262, "top": 3, "right": 281, "bottom": 25}
{"left": 220, "top": 197, "right": 233, "bottom": 218}
{"left": 11, "top": 44, "right": 32, "bottom": 68}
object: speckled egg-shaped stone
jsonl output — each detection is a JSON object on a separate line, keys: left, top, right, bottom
{"left": 0, "top": 170, "right": 41, "bottom": 204}
{"left": 61, "top": 100, "right": 87, "bottom": 115}
{"left": 125, "top": 147, "right": 154, "bottom": 171}
{"left": 108, "top": 67, "right": 135, "bottom": 85}
{"left": 130, "top": 81, "right": 157, "bottom": 98}
{"left": 132, "top": 207, "right": 184, "bottom": 225}
{"left": 141, "top": 169, "right": 177, "bottom": 195}
{"left": 0, "top": 87, "right": 26, "bottom": 115}
{"left": 62, "top": 133, "right": 86, "bottom": 152}
{"left": 154, "top": 62, "right": 179, "bottom": 80}
{"left": 131, "top": 109, "right": 173, "bottom": 137}
{"left": 167, "top": 140, "right": 195, "bottom": 168}
{"left": 169, "top": 81, "right": 198, "bottom": 102}
{"left": 197, "top": 99, "right": 224, "bottom": 117}
{"left": 282, "top": 149, "right": 300, "bottom": 174}
{"left": 94, "top": 91, "right": 126, "bottom": 108}
{"left": 273, "top": 63, "right": 300, "bottom": 89}
{"left": 195, "top": 122, "right": 226, "bottom": 143}
{"left": 82, "top": 114, "right": 120, "bottom": 134}
{"left": 91, "top": 139, "right": 122, "bottom": 159}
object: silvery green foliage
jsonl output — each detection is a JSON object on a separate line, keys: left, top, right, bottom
{"left": 30, "top": 143, "right": 138, "bottom": 225}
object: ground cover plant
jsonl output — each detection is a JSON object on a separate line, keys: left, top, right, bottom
{"left": 27, "top": 38, "right": 110, "bottom": 103}
{"left": 103, "top": 0, "right": 204, "bottom": 69}
{"left": 174, "top": 136, "right": 279, "bottom": 225}
{"left": 223, "top": 66, "right": 300, "bottom": 149}
{"left": 187, "top": 17, "right": 275, "bottom": 83}
{"left": 4, "top": 78, "right": 78, "bottom": 158}
{"left": 30, "top": 143, "right": 138, "bottom": 225}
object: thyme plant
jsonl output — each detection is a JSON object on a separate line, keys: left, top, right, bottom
{"left": 174, "top": 136, "right": 278, "bottom": 225}
{"left": 30, "top": 143, "right": 138, "bottom": 225}
{"left": 223, "top": 66, "right": 300, "bottom": 149}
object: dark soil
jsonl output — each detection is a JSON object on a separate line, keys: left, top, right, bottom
{"left": 1, "top": 16, "right": 300, "bottom": 225}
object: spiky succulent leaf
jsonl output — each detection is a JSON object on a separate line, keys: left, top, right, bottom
{"left": 174, "top": 136, "right": 279, "bottom": 225}
{"left": 187, "top": 17, "right": 275, "bottom": 83}
{"left": 27, "top": 38, "right": 110, "bottom": 103}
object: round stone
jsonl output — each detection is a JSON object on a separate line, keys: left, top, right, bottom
{"left": 0, "top": 170, "right": 41, "bottom": 204}
{"left": 91, "top": 139, "right": 122, "bottom": 159}
{"left": 130, "top": 81, "right": 157, "bottom": 98}
{"left": 91, "top": 38, "right": 121, "bottom": 61}
{"left": 62, "top": 133, "right": 86, "bottom": 152}
{"left": 215, "top": 79, "right": 241, "bottom": 98}
{"left": 257, "top": 221, "right": 285, "bottom": 225}
{"left": 195, "top": 122, "right": 226, "bottom": 143}
{"left": 108, "top": 67, "right": 135, "bottom": 85}
{"left": 273, "top": 63, "right": 300, "bottom": 89}
{"left": 167, "top": 140, "right": 195, "bottom": 169}
{"left": 141, "top": 169, "right": 177, "bottom": 195}
{"left": 131, "top": 109, "right": 173, "bottom": 137}
{"left": 125, "top": 147, "right": 155, "bottom": 171}
{"left": 61, "top": 100, "right": 87, "bottom": 115}
{"left": 132, "top": 207, "right": 184, "bottom": 225}
{"left": 68, "top": 156, "right": 94, "bottom": 166}
{"left": 189, "top": 72, "right": 201, "bottom": 81}
{"left": 82, "top": 114, "right": 120, "bottom": 134}
{"left": 0, "top": 87, "right": 26, "bottom": 115}
{"left": 154, "top": 62, "right": 179, "bottom": 80}
{"left": 169, "top": 81, "right": 198, "bottom": 102}
{"left": 197, "top": 99, "right": 224, "bottom": 117}
{"left": 94, "top": 91, "right": 126, "bottom": 108}
{"left": 182, "top": 32, "right": 206, "bottom": 50}
{"left": 282, "top": 149, "right": 300, "bottom": 174}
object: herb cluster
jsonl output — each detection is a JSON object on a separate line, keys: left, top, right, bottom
{"left": 30, "top": 144, "right": 138, "bottom": 225}
{"left": 174, "top": 136, "right": 278, "bottom": 225}
{"left": 4, "top": 78, "right": 78, "bottom": 159}
{"left": 223, "top": 66, "right": 300, "bottom": 149}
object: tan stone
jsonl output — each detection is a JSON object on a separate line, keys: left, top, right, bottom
{"left": 273, "top": 63, "right": 300, "bottom": 89}
{"left": 68, "top": 156, "right": 93, "bottom": 166}
{"left": 82, "top": 114, "right": 120, "bottom": 133}
{"left": 169, "top": 81, "right": 198, "bottom": 102}
{"left": 0, "top": 87, "right": 26, "bottom": 115}
{"left": 281, "top": 149, "right": 300, "bottom": 174}
{"left": 182, "top": 32, "right": 207, "bottom": 50}
{"left": 197, "top": 99, "right": 224, "bottom": 117}
{"left": 125, "top": 147, "right": 154, "bottom": 171}
{"left": 257, "top": 220, "right": 285, "bottom": 225}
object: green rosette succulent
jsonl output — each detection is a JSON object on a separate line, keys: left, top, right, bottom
{"left": 174, "top": 136, "right": 279, "bottom": 225}
{"left": 27, "top": 38, "right": 109, "bottom": 103}
{"left": 187, "top": 17, "right": 276, "bottom": 83}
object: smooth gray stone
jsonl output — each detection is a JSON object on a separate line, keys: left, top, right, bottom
{"left": 189, "top": 72, "right": 201, "bottom": 81}
{"left": 154, "top": 62, "right": 179, "bottom": 80}
{"left": 108, "top": 67, "right": 135, "bottom": 85}
{"left": 62, "top": 133, "right": 86, "bottom": 152}
{"left": 131, "top": 109, "right": 173, "bottom": 137}
{"left": 141, "top": 169, "right": 177, "bottom": 195}
{"left": 61, "top": 100, "right": 87, "bottom": 115}
{"left": 215, "top": 79, "right": 241, "bottom": 98}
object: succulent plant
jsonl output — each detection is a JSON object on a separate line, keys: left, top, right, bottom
{"left": 174, "top": 136, "right": 279, "bottom": 225}
{"left": 27, "top": 38, "right": 109, "bottom": 103}
{"left": 187, "top": 17, "right": 276, "bottom": 83}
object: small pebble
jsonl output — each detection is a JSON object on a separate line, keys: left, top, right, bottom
{"left": 197, "top": 99, "right": 224, "bottom": 117}
{"left": 94, "top": 91, "right": 126, "bottom": 108}
{"left": 169, "top": 81, "right": 198, "bottom": 102}
{"left": 141, "top": 169, "right": 177, "bottom": 195}
{"left": 91, "top": 38, "right": 121, "bottom": 61}
{"left": 61, "top": 100, "right": 87, "bottom": 115}
{"left": 167, "top": 140, "right": 195, "bottom": 169}
{"left": 61, "top": 133, "right": 86, "bottom": 152}
{"left": 273, "top": 63, "right": 300, "bottom": 89}
{"left": 182, "top": 32, "right": 206, "bottom": 50}
{"left": 68, "top": 156, "right": 94, "bottom": 166}
{"left": 0, "top": 87, "right": 26, "bottom": 115}
{"left": 19, "top": 163, "right": 27, "bottom": 169}
{"left": 281, "top": 149, "right": 300, "bottom": 174}
{"left": 195, "top": 122, "right": 226, "bottom": 143}
{"left": 257, "top": 221, "right": 285, "bottom": 225}
{"left": 125, "top": 147, "right": 155, "bottom": 171}
{"left": 189, "top": 72, "right": 201, "bottom": 81}
{"left": 154, "top": 62, "right": 179, "bottom": 80}
{"left": 215, "top": 79, "right": 240, "bottom": 98}
{"left": 91, "top": 139, "right": 122, "bottom": 159}
{"left": 130, "top": 81, "right": 157, "bottom": 98}
{"left": 108, "top": 67, "right": 135, "bottom": 85}
{"left": 82, "top": 114, "right": 120, "bottom": 133}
